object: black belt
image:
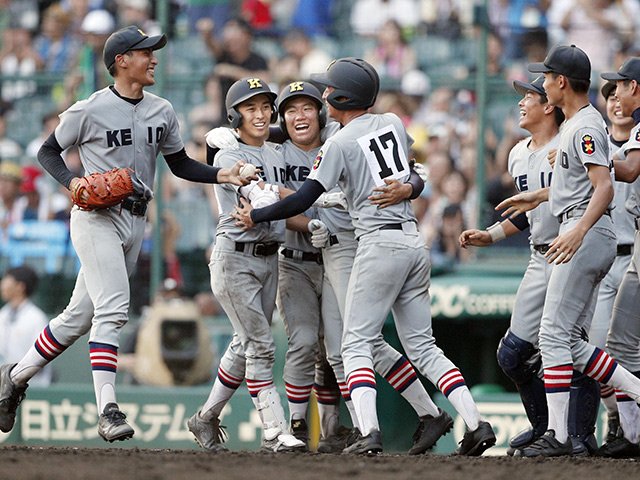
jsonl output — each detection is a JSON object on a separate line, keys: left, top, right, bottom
{"left": 636, "top": 217, "right": 640, "bottom": 230}
{"left": 617, "top": 244, "right": 633, "bottom": 256}
{"left": 329, "top": 234, "right": 339, "bottom": 246}
{"left": 234, "top": 241, "right": 279, "bottom": 257}
{"left": 533, "top": 244, "right": 550, "bottom": 255}
{"left": 558, "top": 207, "right": 610, "bottom": 223}
{"left": 121, "top": 198, "right": 148, "bottom": 216}
{"left": 281, "top": 248, "right": 322, "bottom": 264}
{"left": 379, "top": 223, "right": 403, "bottom": 231}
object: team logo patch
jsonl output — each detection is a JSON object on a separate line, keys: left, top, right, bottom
{"left": 581, "top": 134, "right": 595, "bottom": 155}
{"left": 635, "top": 129, "right": 640, "bottom": 142}
{"left": 313, "top": 149, "right": 324, "bottom": 170}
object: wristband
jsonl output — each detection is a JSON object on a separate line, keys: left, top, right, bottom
{"left": 487, "top": 222, "right": 506, "bottom": 243}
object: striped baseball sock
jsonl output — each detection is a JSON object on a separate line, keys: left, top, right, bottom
{"left": 615, "top": 391, "right": 640, "bottom": 443}
{"left": 89, "top": 342, "right": 118, "bottom": 414}
{"left": 347, "top": 368, "right": 378, "bottom": 436}
{"left": 543, "top": 364, "right": 573, "bottom": 442}
{"left": 384, "top": 357, "right": 438, "bottom": 417}
{"left": 286, "top": 382, "right": 312, "bottom": 421}
{"left": 314, "top": 384, "right": 340, "bottom": 438}
{"left": 585, "top": 348, "right": 640, "bottom": 404}
{"left": 11, "top": 325, "right": 66, "bottom": 386}
{"left": 600, "top": 384, "right": 618, "bottom": 414}
{"left": 202, "top": 366, "right": 244, "bottom": 417}
{"left": 437, "top": 368, "right": 479, "bottom": 431}
{"left": 339, "top": 381, "right": 360, "bottom": 431}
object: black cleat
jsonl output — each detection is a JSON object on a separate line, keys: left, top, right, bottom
{"left": 596, "top": 434, "right": 640, "bottom": 458}
{"left": 342, "top": 429, "right": 382, "bottom": 455}
{"left": 514, "top": 430, "right": 573, "bottom": 457}
{"left": 455, "top": 421, "right": 496, "bottom": 456}
{"left": 290, "top": 418, "right": 309, "bottom": 445}
{"left": 604, "top": 413, "right": 621, "bottom": 444}
{"left": 0, "top": 364, "right": 27, "bottom": 433}
{"left": 409, "top": 408, "right": 454, "bottom": 455}
{"left": 317, "top": 425, "right": 352, "bottom": 453}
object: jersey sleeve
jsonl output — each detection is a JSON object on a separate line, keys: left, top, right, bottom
{"left": 574, "top": 127, "right": 610, "bottom": 168}
{"left": 54, "top": 102, "right": 86, "bottom": 150}
{"left": 159, "top": 102, "right": 184, "bottom": 155}
{"left": 307, "top": 140, "right": 344, "bottom": 191}
{"left": 623, "top": 126, "right": 640, "bottom": 155}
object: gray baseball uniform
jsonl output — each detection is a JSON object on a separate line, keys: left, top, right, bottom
{"left": 538, "top": 104, "right": 616, "bottom": 373}
{"left": 308, "top": 112, "right": 465, "bottom": 397}
{"left": 211, "top": 143, "right": 286, "bottom": 387}
{"left": 589, "top": 135, "right": 636, "bottom": 350}
{"left": 606, "top": 126, "right": 640, "bottom": 373}
{"left": 507, "top": 136, "right": 559, "bottom": 344}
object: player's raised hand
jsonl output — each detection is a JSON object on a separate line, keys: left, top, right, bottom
{"left": 217, "top": 161, "right": 258, "bottom": 186}
{"left": 496, "top": 188, "right": 548, "bottom": 218}
{"left": 231, "top": 197, "right": 256, "bottom": 230}
{"left": 459, "top": 229, "right": 492, "bottom": 248}
{"left": 369, "top": 179, "right": 412, "bottom": 208}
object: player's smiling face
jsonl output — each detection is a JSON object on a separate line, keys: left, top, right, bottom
{"left": 283, "top": 97, "right": 321, "bottom": 150}
{"left": 237, "top": 94, "right": 273, "bottom": 146}
{"left": 126, "top": 48, "right": 158, "bottom": 86}
{"left": 518, "top": 91, "right": 545, "bottom": 130}
{"left": 614, "top": 80, "right": 636, "bottom": 118}
{"left": 606, "top": 91, "right": 633, "bottom": 128}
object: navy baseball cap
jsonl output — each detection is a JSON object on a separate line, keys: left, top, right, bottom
{"left": 600, "top": 81, "right": 616, "bottom": 99}
{"left": 513, "top": 76, "right": 546, "bottom": 97}
{"left": 528, "top": 44, "right": 591, "bottom": 81}
{"left": 103, "top": 25, "right": 167, "bottom": 69}
{"left": 601, "top": 57, "right": 640, "bottom": 83}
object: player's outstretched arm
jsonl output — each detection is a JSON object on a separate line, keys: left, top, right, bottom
{"left": 216, "top": 161, "right": 258, "bottom": 186}
{"left": 496, "top": 187, "right": 549, "bottom": 218}
{"left": 459, "top": 219, "right": 522, "bottom": 248}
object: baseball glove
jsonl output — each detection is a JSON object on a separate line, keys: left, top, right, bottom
{"left": 70, "top": 168, "right": 135, "bottom": 210}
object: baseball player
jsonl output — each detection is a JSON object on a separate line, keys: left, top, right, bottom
{"left": 460, "top": 76, "right": 564, "bottom": 454}
{"left": 187, "top": 77, "right": 306, "bottom": 453}
{"left": 0, "top": 26, "right": 251, "bottom": 442}
{"left": 233, "top": 58, "right": 496, "bottom": 456}
{"left": 208, "top": 81, "right": 459, "bottom": 455}
{"left": 588, "top": 80, "right": 636, "bottom": 453}
{"left": 497, "top": 45, "right": 640, "bottom": 457}
{"left": 596, "top": 58, "right": 640, "bottom": 457}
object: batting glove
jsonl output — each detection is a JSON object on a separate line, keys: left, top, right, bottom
{"left": 205, "top": 127, "right": 239, "bottom": 150}
{"left": 412, "top": 162, "right": 428, "bottom": 182}
{"left": 313, "top": 192, "right": 347, "bottom": 210}
{"left": 308, "top": 219, "right": 330, "bottom": 248}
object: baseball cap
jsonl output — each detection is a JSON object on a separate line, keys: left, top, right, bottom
{"left": 81, "top": 10, "right": 115, "bottom": 35}
{"left": 103, "top": 25, "right": 167, "bottom": 69}
{"left": 0, "top": 162, "right": 23, "bottom": 182}
{"left": 600, "top": 57, "right": 640, "bottom": 83}
{"left": 600, "top": 81, "right": 616, "bottom": 100}
{"left": 513, "top": 76, "right": 546, "bottom": 97}
{"left": 528, "top": 44, "right": 591, "bottom": 81}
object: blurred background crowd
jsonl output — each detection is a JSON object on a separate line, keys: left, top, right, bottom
{"left": 0, "top": 0, "right": 639, "bottom": 320}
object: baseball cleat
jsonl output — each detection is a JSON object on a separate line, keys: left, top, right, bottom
{"left": 342, "top": 429, "right": 382, "bottom": 455}
{"left": 596, "top": 434, "right": 640, "bottom": 458}
{"left": 506, "top": 427, "right": 540, "bottom": 456}
{"left": 187, "top": 410, "right": 228, "bottom": 452}
{"left": 409, "top": 408, "right": 454, "bottom": 455}
{"left": 513, "top": 430, "right": 573, "bottom": 457}
{"left": 604, "top": 412, "right": 621, "bottom": 444}
{"left": 261, "top": 432, "right": 307, "bottom": 453}
{"left": 0, "top": 363, "right": 27, "bottom": 433}
{"left": 455, "top": 421, "right": 496, "bottom": 456}
{"left": 317, "top": 425, "right": 353, "bottom": 453}
{"left": 98, "top": 403, "right": 135, "bottom": 442}
{"left": 290, "top": 418, "right": 309, "bottom": 445}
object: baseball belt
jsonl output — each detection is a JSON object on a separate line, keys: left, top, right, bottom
{"left": 533, "top": 244, "right": 550, "bottom": 255}
{"left": 234, "top": 241, "right": 279, "bottom": 257}
{"left": 121, "top": 197, "right": 148, "bottom": 216}
{"left": 281, "top": 248, "right": 322, "bottom": 264}
{"left": 617, "top": 244, "right": 633, "bottom": 256}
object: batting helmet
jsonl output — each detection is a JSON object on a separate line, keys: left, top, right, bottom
{"left": 226, "top": 77, "right": 278, "bottom": 129}
{"left": 277, "top": 81, "right": 327, "bottom": 137}
{"left": 310, "top": 57, "right": 379, "bottom": 111}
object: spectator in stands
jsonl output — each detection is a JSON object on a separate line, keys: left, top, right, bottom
{"left": 241, "top": 0, "right": 276, "bottom": 37}
{"left": 431, "top": 203, "right": 471, "bottom": 269}
{"left": 364, "top": 19, "right": 417, "bottom": 82}
{"left": 62, "top": 9, "right": 116, "bottom": 104}
{"left": 350, "top": 0, "right": 420, "bottom": 38}
{"left": 418, "top": 0, "right": 464, "bottom": 40}
{"left": 0, "top": 266, "right": 52, "bottom": 386}
{"left": 0, "top": 105, "right": 24, "bottom": 161}
{"left": 196, "top": 17, "right": 270, "bottom": 120}
{"left": 33, "top": 3, "right": 80, "bottom": 74}
{"left": 16, "top": 165, "right": 51, "bottom": 221}
{"left": 184, "top": 0, "right": 232, "bottom": 35}
{"left": 0, "top": 18, "right": 42, "bottom": 102}
{"left": 290, "top": 0, "right": 334, "bottom": 38}
{"left": 26, "top": 110, "right": 60, "bottom": 161}
{"left": 62, "top": 0, "right": 92, "bottom": 38}
{"left": 0, "top": 162, "right": 23, "bottom": 236}
{"left": 116, "top": 0, "right": 161, "bottom": 36}
{"left": 188, "top": 73, "right": 224, "bottom": 128}
{"left": 271, "top": 28, "right": 332, "bottom": 85}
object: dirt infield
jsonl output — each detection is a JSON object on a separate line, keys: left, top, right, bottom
{"left": 2, "top": 446, "right": 639, "bottom": 480}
